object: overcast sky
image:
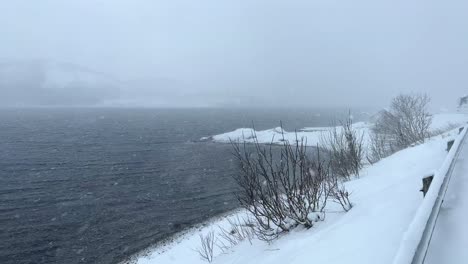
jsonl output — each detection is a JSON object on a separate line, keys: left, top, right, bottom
{"left": 1, "top": 0, "right": 468, "bottom": 109}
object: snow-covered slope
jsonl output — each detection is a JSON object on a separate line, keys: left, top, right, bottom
{"left": 136, "top": 123, "right": 465, "bottom": 264}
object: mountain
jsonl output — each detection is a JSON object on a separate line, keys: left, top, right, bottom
{"left": 0, "top": 59, "right": 122, "bottom": 106}
{"left": 0, "top": 58, "right": 250, "bottom": 108}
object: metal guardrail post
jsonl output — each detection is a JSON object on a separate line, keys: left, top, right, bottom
{"left": 420, "top": 175, "right": 434, "bottom": 197}
{"left": 447, "top": 140, "right": 455, "bottom": 152}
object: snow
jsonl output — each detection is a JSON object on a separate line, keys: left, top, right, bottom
{"left": 205, "top": 113, "right": 468, "bottom": 147}
{"left": 136, "top": 113, "right": 468, "bottom": 264}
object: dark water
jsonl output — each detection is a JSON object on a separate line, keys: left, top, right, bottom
{"left": 0, "top": 108, "right": 362, "bottom": 264}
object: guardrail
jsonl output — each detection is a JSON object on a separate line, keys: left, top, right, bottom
{"left": 392, "top": 126, "right": 468, "bottom": 264}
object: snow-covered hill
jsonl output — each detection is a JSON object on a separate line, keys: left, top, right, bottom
{"left": 0, "top": 59, "right": 122, "bottom": 106}
{"left": 0, "top": 59, "right": 210, "bottom": 108}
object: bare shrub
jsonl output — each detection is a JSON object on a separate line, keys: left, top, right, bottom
{"left": 231, "top": 131, "right": 351, "bottom": 241}
{"left": 366, "top": 132, "right": 396, "bottom": 164}
{"left": 369, "top": 94, "right": 432, "bottom": 163}
{"left": 328, "top": 176, "right": 353, "bottom": 211}
{"left": 216, "top": 216, "right": 255, "bottom": 253}
{"left": 321, "top": 114, "right": 364, "bottom": 179}
{"left": 196, "top": 231, "right": 215, "bottom": 263}
{"left": 429, "top": 122, "right": 461, "bottom": 137}
{"left": 374, "top": 94, "right": 432, "bottom": 149}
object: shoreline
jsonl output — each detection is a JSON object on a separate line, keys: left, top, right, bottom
{"left": 135, "top": 112, "right": 468, "bottom": 264}
{"left": 123, "top": 208, "right": 245, "bottom": 264}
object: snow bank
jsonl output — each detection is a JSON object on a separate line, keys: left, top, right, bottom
{"left": 204, "top": 113, "right": 468, "bottom": 147}
{"left": 136, "top": 127, "right": 463, "bottom": 264}
{"left": 208, "top": 122, "right": 371, "bottom": 147}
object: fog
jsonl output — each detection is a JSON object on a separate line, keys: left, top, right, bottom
{"left": 1, "top": 0, "right": 468, "bottom": 109}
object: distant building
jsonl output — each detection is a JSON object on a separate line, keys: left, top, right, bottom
{"left": 458, "top": 95, "right": 468, "bottom": 111}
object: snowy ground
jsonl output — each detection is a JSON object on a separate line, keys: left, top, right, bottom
{"left": 135, "top": 113, "right": 468, "bottom": 264}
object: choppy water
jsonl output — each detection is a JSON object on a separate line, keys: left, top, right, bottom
{"left": 0, "top": 108, "right": 362, "bottom": 264}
